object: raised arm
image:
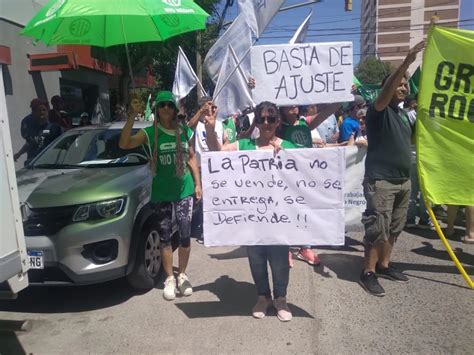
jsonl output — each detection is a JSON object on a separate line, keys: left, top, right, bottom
{"left": 203, "top": 108, "right": 221, "bottom": 151}
{"left": 187, "top": 101, "right": 212, "bottom": 131}
{"left": 119, "top": 116, "right": 147, "bottom": 149}
{"left": 374, "top": 41, "right": 425, "bottom": 112}
{"left": 203, "top": 108, "right": 238, "bottom": 152}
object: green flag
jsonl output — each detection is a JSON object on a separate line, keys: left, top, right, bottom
{"left": 417, "top": 26, "right": 474, "bottom": 205}
{"left": 353, "top": 75, "right": 362, "bottom": 87}
{"left": 409, "top": 66, "right": 421, "bottom": 95}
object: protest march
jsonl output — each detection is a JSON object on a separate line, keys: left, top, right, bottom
{"left": 1, "top": 2, "right": 473, "bottom": 351}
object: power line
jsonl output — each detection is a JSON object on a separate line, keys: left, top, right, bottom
{"left": 265, "top": 0, "right": 461, "bottom": 29}
{"left": 260, "top": 19, "right": 473, "bottom": 39}
{"left": 264, "top": 18, "right": 474, "bottom": 33}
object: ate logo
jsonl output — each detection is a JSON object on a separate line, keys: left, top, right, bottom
{"left": 162, "top": 0, "right": 182, "bottom": 6}
{"left": 69, "top": 19, "right": 91, "bottom": 37}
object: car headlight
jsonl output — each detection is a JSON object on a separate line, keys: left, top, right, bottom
{"left": 73, "top": 197, "right": 126, "bottom": 222}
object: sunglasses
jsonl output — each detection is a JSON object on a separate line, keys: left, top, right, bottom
{"left": 255, "top": 116, "right": 278, "bottom": 124}
{"left": 157, "top": 102, "right": 175, "bottom": 109}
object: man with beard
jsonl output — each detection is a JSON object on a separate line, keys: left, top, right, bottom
{"left": 14, "top": 98, "right": 63, "bottom": 165}
{"left": 359, "top": 41, "right": 425, "bottom": 297}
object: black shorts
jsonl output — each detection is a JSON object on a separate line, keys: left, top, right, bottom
{"left": 151, "top": 196, "right": 193, "bottom": 247}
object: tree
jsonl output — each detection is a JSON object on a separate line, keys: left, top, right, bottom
{"left": 111, "top": 0, "right": 223, "bottom": 106}
{"left": 355, "top": 56, "right": 395, "bottom": 85}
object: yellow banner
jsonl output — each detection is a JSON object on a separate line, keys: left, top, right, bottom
{"left": 417, "top": 26, "right": 474, "bottom": 205}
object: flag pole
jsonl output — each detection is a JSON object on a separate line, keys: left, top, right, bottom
{"left": 212, "top": 40, "right": 257, "bottom": 102}
{"left": 178, "top": 46, "right": 208, "bottom": 98}
{"left": 425, "top": 203, "right": 474, "bottom": 289}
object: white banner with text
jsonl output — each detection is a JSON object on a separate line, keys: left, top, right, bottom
{"left": 251, "top": 42, "right": 354, "bottom": 106}
{"left": 202, "top": 148, "right": 346, "bottom": 246}
{"left": 344, "top": 146, "right": 367, "bottom": 232}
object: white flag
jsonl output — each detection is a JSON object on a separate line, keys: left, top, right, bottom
{"left": 172, "top": 47, "right": 206, "bottom": 101}
{"left": 289, "top": 10, "right": 312, "bottom": 44}
{"left": 238, "top": 0, "right": 285, "bottom": 38}
{"left": 203, "top": 14, "right": 252, "bottom": 84}
{"left": 213, "top": 45, "right": 254, "bottom": 121}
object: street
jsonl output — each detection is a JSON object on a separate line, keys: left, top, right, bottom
{"left": 1, "top": 228, "right": 473, "bottom": 354}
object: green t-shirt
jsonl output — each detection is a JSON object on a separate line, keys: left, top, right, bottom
{"left": 223, "top": 118, "right": 237, "bottom": 143}
{"left": 280, "top": 118, "right": 312, "bottom": 148}
{"left": 238, "top": 138, "right": 301, "bottom": 151}
{"left": 143, "top": 123, "right": 195, "bottom": 202}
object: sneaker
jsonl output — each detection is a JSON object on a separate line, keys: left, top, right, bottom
{"left": 359, "top": 271, "right": 385, "bottom": 297}
{"left": 196, "top": 237, "right": 204, "bottom": 245}
{"left": 375, "top": 264, "right": 409, "bottom": 283}
{"left": 163, "top": 276, "right": 177, "bottom": 301}
{"left": 417, "top": 220, "right": 434, "bottom": 230}
{"left": 288, "top": 251, "right": 294, "bottom": 268}
{"left": 177, "top": 273, "right": 193, "bottom": 296}
{"left": 273, "top": 297, "right": 292, "bottom": 322}
{"left": 296, "top": 248, "right": 321, "bottom": 266}
{"left": 405, "top": 220, "right": 417, "bottom": 229}
{"left": 252, "top": 296, "right": 272, "bottom": 319}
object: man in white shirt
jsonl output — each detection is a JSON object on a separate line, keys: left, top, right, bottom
{"left": 187, "top": 97, "right": 228, "bottom": 243}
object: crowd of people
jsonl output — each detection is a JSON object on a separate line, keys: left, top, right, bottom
{"left": 14, "top": 42, "right": 472, "bottom": 322}
{"left": 117, "top": 41, "right": 472, "bottom": 321}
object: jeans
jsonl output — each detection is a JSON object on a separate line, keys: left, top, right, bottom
{"left": 407, "top": 163, "right": 429, "bottom": 224}
{"left": 247, "top": 245, "right": 289, "bottom": 298}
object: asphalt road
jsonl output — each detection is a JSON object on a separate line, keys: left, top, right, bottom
{"left": 1, "top": 228, "right": 473, "bottom": 354}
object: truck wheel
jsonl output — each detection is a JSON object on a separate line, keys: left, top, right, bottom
{"left": 127, "top": 222, "right": 179, "bottom": 290}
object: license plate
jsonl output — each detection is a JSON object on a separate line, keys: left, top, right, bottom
{"left": 27, "top": 251, "right": 44, "bottom": 269}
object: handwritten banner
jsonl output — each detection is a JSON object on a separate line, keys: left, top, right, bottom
{"left": 251, "top": 42, "right": 354, "bottom": 106}
{"left": 344, "top": 146, "right": 367, "bottom": 232}
{"left": 202, "top": 148, "right": 346, "bottom": 246}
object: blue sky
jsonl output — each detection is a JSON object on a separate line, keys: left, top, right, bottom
{"left": 222, "top": 0, "right": 474, "bottom": 65}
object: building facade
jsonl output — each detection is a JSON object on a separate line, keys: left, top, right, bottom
{"left": 360, "top": 0, "right": 461, "bottom": 74}
{"left": 1, "top": 0, "right": 116, "bottom": 168}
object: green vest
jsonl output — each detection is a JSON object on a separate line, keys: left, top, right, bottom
{"left": 281, "top": 118, "right": 312, "bottom": 148}
{"left": 238, "top": 138, "right": 300, "bottom": 151}
{"left": 143, "top": 123, "right": 195, "bottom": 202}
{"left": 223, "top": 118, "right": 237, "bottom": 143}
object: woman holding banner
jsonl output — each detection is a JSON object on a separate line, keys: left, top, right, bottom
{"left": 119, "top": 91, "right": 202, "bottom": 301}
{"left": 205, "top": 101, "right": 300, "bottom": 322}
{"left": 277, "top": 103, "right": 341, "bottom": 267}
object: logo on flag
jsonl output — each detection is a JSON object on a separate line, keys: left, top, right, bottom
{"left": 162, "top": 0, "right": 182, "bottom": 6}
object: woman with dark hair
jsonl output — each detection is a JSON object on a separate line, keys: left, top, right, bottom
{"left": 119, "top": 90, "right": 202, "bottom": 301}
{"left": 205, "top": 101, "right": 300, "bottom": 322}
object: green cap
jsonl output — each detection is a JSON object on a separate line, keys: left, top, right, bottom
{"left": 155, "top": 90, "right": 177, "bottom": 110}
